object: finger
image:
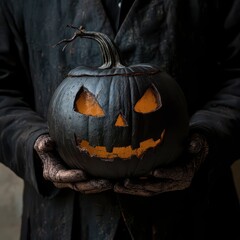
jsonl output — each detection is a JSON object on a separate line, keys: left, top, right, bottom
{"left": 152, "top": 156, "right": 202, "bottom": 181}
{"left": 188, "top": 133, "right": 209, "bottom": 155}
{"left": 114, "top": 183, "right": 154, "bottom": 197}
{"left": 54, "top": 179, "right": 113, "bottom": 194}
{"left": 37, "top": 150, "right": 58, "bottom": 163}
{"left": 152, "top": 167, "right": 186, "bottom": 180}
{"left": 114, "top": 178, "right": 191, "bottom": 196}
{"left": 124, "top": 178, "right": 191, "bottom": 193}
{"left": 46, "top": 169, "right": 87, "bottom": 182}
{"left": 54, "top": 180, "right": 113, "bottom": 194}
{"left": 74, "top": 179, "right": 113, "bottom": 193}
{"left": 34, "top": 135, "right": 55, "bottom": 152}
{"left": 39, "top": 152, "right": 88, "bottom": 182}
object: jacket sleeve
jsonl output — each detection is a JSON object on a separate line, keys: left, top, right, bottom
{"left": 0, "top": 1, "right": 58, "bottom": 197}
{"left": 190, "top": 0, "right": 240, "bottom": 164}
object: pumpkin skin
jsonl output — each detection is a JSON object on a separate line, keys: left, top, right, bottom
{"left": 47, "top": 27, "right": 189, "bottom": 179}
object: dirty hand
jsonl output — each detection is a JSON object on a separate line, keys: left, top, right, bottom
{"left": 34, "top": 134, "right": 113, "bottom": 194}
{"left": 114, "top": 133, "right": 209, "bottom": 197}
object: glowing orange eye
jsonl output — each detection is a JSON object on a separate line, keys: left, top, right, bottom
{"left": 74, "top": 88, "right": 105, "bottom": 117}
{"left": 134, "top": 85, "right": 162, "bottom": 114}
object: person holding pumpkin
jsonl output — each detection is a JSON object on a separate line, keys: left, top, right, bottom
{"left": 1, "top": 0, "right": 240, "bottom": 239}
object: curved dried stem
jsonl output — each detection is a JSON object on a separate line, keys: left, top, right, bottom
{"left": 54, "top": 25, "right": 125, "bottom": 69}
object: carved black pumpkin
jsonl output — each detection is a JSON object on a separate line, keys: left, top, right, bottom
{"left": 48, "top": 27, "right": 189, "bottom": 179}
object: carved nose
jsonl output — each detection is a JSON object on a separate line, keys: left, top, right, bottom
{"left": 115, "top": 114, "right": 128, "bottom": 127}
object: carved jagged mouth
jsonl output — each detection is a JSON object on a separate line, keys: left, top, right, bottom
{"left": 77, "top": 130, "right": 165, "bottom": 160}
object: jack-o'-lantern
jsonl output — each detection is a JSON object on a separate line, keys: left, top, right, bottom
{"left": 47, "top": 26, "right": 189, "bottom": 179}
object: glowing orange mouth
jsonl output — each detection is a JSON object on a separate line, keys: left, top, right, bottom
{"left": 78, "top": 130, "right": 165, "bottom": 159}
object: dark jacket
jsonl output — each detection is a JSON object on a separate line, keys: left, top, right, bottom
{"left": 0, "top": 0, "right": 240, "bottom": 239}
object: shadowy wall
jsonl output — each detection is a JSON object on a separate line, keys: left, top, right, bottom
{"left": 0, "top": 163, "right": 23, "bottom": 240}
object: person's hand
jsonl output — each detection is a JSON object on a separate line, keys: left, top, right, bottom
{"left": 114, "top": 133, "right": 209, "bottom": 197}
{"left": 34, "top": 134, "right": 113, "bottom": 194}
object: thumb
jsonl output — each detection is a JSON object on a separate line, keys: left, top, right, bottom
{"left": 188, "top": 133, "right": 209, "bottom": 155}
{"left": 34, "top": 134, "right": 55, "bottom": 153}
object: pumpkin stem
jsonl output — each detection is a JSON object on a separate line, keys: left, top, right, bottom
{"left": 55, "top": 25, "right": 125, "bottom": 69}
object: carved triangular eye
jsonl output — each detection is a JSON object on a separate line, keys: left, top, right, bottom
{"left": 74, "top": 87, "right": 105, "bottom": 117}
{"left": 115, "top": 113, "right": 128, "bottom": 127}
{"left": 134, "top": 85, "right": 162, "bottom": 114}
